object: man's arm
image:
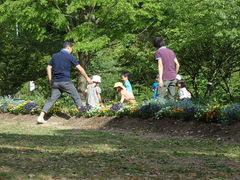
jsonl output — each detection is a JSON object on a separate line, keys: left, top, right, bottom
{"left": 158, "top": 60, "right": 164, "bottom": 87}
{"left": 75, "top": 65, "right": 93, "bottom": 84}
{"left": 47, "top": 65, "right": 52, "bottom": 86}
{"left": 174, "top": 58, "right": 180, "bottom": 74}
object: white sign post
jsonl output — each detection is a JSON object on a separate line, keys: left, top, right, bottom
{"left": 29, "top": 81, "right": 36, "bottom": 92}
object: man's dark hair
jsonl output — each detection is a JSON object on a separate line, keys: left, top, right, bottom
{"left": 177, "top": 80, "right": 186, "bottom": 88}
{"left": 120, "top": 72, "right": 129, "bottom": 77}
{"left": 63, "top": 41, "right": 73, "bottom": 48}
{"left": 153, "top": 37, "right": 165, "bottom": 48}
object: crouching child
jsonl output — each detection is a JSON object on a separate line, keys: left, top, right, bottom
{"left": 114, "top": 82, "right": 136, "bottom": 104}
{"left": 177, "top": 80, "right": 191, "bottom": 100}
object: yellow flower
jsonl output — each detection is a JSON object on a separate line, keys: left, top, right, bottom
{"left": 15, "top": 102, "right": 27, "bottom": 109}
{"left": 213, "top": 104, "right": 220, "bottom": 109}
{"left": 171, "top": 108, "right": 184, "bottom": 113}
{"left": 49, "top": 106, "right": 61, "bottom": 113}
{"left": 129, "top": 107, "right": 139, "bottom": 113}
{"left": 55, "top": 101, "right": 60, "bottom": 105}
{"left": 70, "top": 108, "right": 78, "bottom": 112}
{"left": 131, "top": 102, "right": 138, "bottom": 106}
{"left": 100, "top": 107, "right": 110, "bottom": 113}
{"left": 208, "top": 104, "right": 220, "bottom": 109}
{"left": 7, "top": 104, "right": 14, "bottom": 109}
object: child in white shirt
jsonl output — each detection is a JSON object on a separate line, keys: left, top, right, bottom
{"left": 86, "top": 75, "right": 102, "bottom": 107}
{"left": 177, "top": 80, "right": 191, "bottom": 100}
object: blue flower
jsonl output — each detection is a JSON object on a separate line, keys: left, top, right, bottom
{"left": 110, "top": 104, "right": 122, "bottom": 111}
{"left": 0, "top": 105, "right": 5, "bottom": 112}
{"left": 24, "top": 103, "right": 38, "bottom": 110}
{"left": 79, "top": 105, "right": 92, "bottom": 113}
{"left": 139, "top": 104, "right": 162, "bottom": 112}
{"left": 184, "top": 107, "right": 196, "bottom": 113}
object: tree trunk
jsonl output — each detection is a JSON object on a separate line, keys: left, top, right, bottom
{"left": 192, "top": 76, "right": 199, "bottom": 98}
{"left": 205, "top": 83, "right": 215, "bottom": 98}
{"left": 77, "top": 52, "right": 89, "bottom": 100}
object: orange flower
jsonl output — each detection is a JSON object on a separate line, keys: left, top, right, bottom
{"left": 171, "top": 108, "right": 184, "bottom": 113}
{"left": 206, "top": 110, "right": 217, "bottom": 119}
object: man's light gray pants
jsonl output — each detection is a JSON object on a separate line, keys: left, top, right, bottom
{"left": 157, "top": 79, "right": 177, "bottom": 100}
{"left": 42, "top": 81, "right": 82, "bottom": 113}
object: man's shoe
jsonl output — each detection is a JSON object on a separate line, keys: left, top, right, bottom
{"left": 37, "top": 117, "right": 47, "bottom": 124}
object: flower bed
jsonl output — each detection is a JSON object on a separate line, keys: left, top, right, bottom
{"left": 0, "top": 97, "right": 239, "bottom": 124}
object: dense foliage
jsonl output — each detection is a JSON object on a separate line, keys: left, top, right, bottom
{"left": 0, "top": 0, "right": 239, "bottom": 103}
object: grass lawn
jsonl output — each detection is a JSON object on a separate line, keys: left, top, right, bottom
{"left": 0, "top": 116, "right": 239, "bottom": 180}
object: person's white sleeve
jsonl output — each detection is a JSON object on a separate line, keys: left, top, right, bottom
{"left": 96, "top": 87, "right": 101, "bottom": 94}
{"left": 178, "top": 89, "right": 184, "bottom": 99}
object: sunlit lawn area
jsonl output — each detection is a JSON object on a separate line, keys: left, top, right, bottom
{"left": 0, "top": 119, "right": 239, "bottom": 180}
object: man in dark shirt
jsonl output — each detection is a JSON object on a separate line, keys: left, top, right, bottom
{"left": 153, "top": 37, "right": 180, "bottom": 100}
{"left": 37, "top": 41, "right": 92, "bottom": 124}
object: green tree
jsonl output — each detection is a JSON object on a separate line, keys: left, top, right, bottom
{"left": 0, "top": 0, "right": 239, "bottom": 102}
{"left": 0, "top": 0, "right": 150, "bottom": 95}
{"left": 159, "top": 0, "right": 240, "bottom": 99}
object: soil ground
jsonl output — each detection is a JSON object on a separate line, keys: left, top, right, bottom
{"left": 0, "top": 113, "right": 239, "bottom": 143}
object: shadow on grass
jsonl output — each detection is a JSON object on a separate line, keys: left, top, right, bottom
{"left": 0, "top": 129, "right": 239, "bottom": 179}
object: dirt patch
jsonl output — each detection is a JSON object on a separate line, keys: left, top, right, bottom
{"left": 104, "top": 117, "right": 240, "bottom": 143}
{"left": 0, "top": 113, "right": 239, "bottom": 143}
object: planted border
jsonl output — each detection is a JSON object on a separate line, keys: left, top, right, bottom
{"left": 0, "top": 97, "right": 239, "bottom": 124}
